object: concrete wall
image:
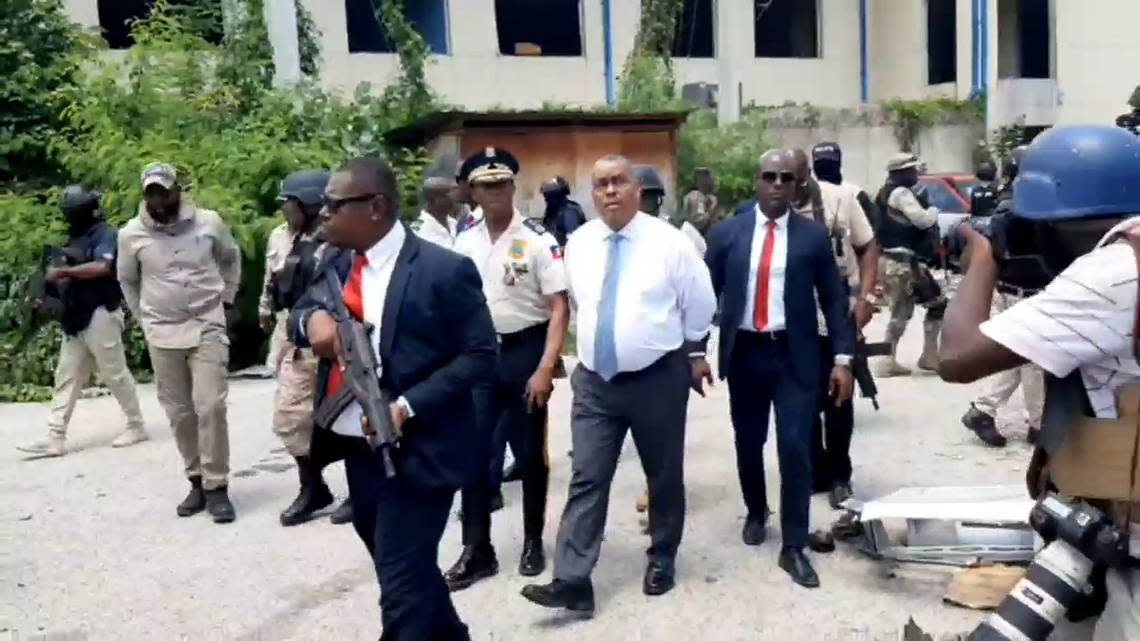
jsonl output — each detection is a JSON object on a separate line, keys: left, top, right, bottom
{"left": 1053, "top": 0, "right": 1140, "bottom": 125}
{"left": 762, "top": 106, "right": 981, "bottom": 192}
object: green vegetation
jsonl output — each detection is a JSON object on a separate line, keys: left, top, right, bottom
{"left": 0, "top": 0, "right": 434, "bottom": 401}
{"left": 883, "top": 97, "right": 985, "bottom": 151}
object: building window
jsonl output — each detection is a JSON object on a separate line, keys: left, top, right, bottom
{"left": 494, "top": 0, "right": 582, "bottom": 57}
{"left": 346, "top": 0, "right": 450, "bottom": 54}
{"left": 754, "top": 0, "right": 819, "bottom": 58}
{"left": 926, "top": 0, "right": 957, "bottom": 84}
{"left": 673, "top": 0, "right": 714, "bottom": 58}
{"left": 998, "top": 0, "right": 1051, "bottom": 79}
{"left": 98, "top": 1, "right": 224, "bottom": 49}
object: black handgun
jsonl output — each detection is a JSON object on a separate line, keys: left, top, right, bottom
{"left": 852, "top": 341, "right": 891, "bottom": 410}
{"left": 317, "top": 268, "right": 400, "bottom": 478}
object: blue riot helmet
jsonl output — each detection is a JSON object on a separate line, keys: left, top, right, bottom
{"left": 278, "top": 169, "right": 331, "bottom": 209}
{"left": 1014, "top": 125, "right": 1140, "bottom": 221}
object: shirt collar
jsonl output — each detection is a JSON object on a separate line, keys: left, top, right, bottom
{"left": 608, "top": 211, "right": 648, "bottom": 239}
{"left": 363, "top": 221, "right": 406, "bottom": 266}
{"left": 1096, "top": 215, "right": 1140, "bottom": 248}
{"left": 754, "top": 203, "right": 789, "bottom": 229}
{"left": 418, "top": 210, "right": 454, "bottom": 234}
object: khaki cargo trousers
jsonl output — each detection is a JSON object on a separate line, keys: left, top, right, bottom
{"left": 48, "top": 306, "right": 144, "bottom": 438}
{"left": 269, "top": 318, "right": 319, "bottom": 457}
{"left": 148, "top": 327, "right": 230, "bottom": 490}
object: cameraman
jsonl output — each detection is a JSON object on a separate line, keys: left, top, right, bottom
{"left": 17, "top": 186, "right": 147, "bottom": 459}
{"left": 940, "top": 125, "right": 1140, "bottom": 641}
{"left": 874, "top": 153, "right": 945, "bottom": 377}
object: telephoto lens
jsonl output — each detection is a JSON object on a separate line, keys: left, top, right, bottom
{"left": 968, "top": 497, "right": 1128, "bottom": 641}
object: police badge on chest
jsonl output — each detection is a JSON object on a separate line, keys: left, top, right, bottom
{"left": 503, "top": 239, "right": 528, "bottom": 286}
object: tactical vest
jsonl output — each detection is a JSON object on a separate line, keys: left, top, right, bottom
{"left": 874, "top": 183, "right": 932, "bottom": 255}
{"left": 269, "top": 232, "right": 325, "bottom": 312}
{"left": 970, "top": 181, "right": 998, "bottom": 216}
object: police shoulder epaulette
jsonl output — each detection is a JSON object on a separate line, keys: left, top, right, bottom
{"left": 522, "top": 218, "right": 547, "bottom": 236}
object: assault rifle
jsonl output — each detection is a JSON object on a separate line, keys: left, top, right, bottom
{"left": 311, "top": 269, "right": 400, "bottom": 478}
{"left": 853, "top": 340, "right": 891, "bottom": 410}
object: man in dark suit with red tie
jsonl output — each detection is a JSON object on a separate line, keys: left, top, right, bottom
{"left": 289, "top": 157, "right": 497, "bottom": 640}
{"left": 705, "top": 149, "right": 855, "bottom": 588}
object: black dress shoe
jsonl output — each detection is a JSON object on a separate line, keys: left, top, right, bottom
{"left": 520, "top": 579, "right": 595, "bottom": 614}
{"left": 489, "top": 490, "right": 505, "bottom": 513}
{"left": 177, "top": 476, "right": 205, "bottom": 517}
{"left": 329, "top": 497, "right": 353, "bottom": 525}
{"left": 518, "top": 538, "right": 545, "bottom": 577}
{"left": 444, "top": 544, "right": 499, "bottom": 591}
{"left": 778, "top": 547, "right": 820, "bottom": 588}
{"left": 742, "top": 514, "right": 767, "bottom": 546}
{"left": 642, "top": 559, "right": 675, "bottom": 596}
{"left": 828, "top": 482, "right": 853, "bottom": 510}
{"left": 204, "top": 487, "right": 236, "bottom": 524}
{"left": 962, "top": 405, "right": 1007, "bottom": 447}
{"left": 807, "top": 531, "right": 836, "bottom": 553}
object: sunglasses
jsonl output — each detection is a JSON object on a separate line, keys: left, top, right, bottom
{"left": 322, "top": 193, "right": 381, "bottom": 214}
{"left": 760, "top": 171, "right": 796, "bottom": 184}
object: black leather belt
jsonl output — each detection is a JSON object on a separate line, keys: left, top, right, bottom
{"left": 996, "top": 283, "right": 1039, "bottom": 298}
{"left": 738, "top": 329, "right": 788, "bottom": 343}
{"left": 498, "top": 322, "right": 548, "bottom": 348}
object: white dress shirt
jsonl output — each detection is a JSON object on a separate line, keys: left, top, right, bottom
{"left": 413, "top": 210, "right": 456, "bottom": 248}
{"left": 453, "top": 211, "right": 567, "bottom": 334}
{"left": 739, "top": 206, "right": 788, "bottom": 332}
{"left": 329, "top": 223, "right": 408, "bottom": 438}
{"left": 566, "top": 212, "right": 715, "bottom": 375}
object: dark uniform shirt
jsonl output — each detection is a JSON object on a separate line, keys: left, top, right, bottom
{"left": 61, "top": 220, "right": 122, "bottom": 334}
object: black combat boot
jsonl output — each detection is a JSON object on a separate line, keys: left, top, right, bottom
{"left": 177, "top": 476, "right": 205, "bottom": 517}
{"left": 204, "top": 486, "right": 236, "bottom": 524}
{"left": 444, "top": 544, "right": 499, "bottom": 591}
{"left": 962, "top": 404, "right": 1007, "bottom": 447}
{"left": 280, "top": 456, "right": 334, "bottom": 527}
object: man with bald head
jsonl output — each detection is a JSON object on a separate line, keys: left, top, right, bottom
{"left": 790, "top": 148, "right": 825, "bottom": 223}
{"left": 706, "top": 149, "right": 855, "bottom": 588}
{"left": 522, "top": 154, "right": 716, "bottom": 613}
{"left": 289, "top": 156, "right": 497, "bottom": 640}
{"left": 411, "top": 175, "right": 459, "bottom": 248}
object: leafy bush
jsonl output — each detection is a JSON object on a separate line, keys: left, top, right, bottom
{"left": 0, "top": 0, "right": 436, "bottom": 400}
{"left": 677, "top": 109, "right": 771, "bottom": 213}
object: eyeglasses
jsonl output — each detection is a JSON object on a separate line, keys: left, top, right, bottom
{"left": 322, "top": 193, "right": 381, "bottom": 214}
{"left": 760, "top": 171, "right": 796, "bottom": 185}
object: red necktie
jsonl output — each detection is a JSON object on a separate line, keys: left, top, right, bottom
{"left": 753, "top": 220, "right": 777, "bottom": 330}
{"left": 325, "top": 254, "right": 367, "bottom": 397}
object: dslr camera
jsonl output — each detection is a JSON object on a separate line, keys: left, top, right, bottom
{"left": 969, "top": 495, "right": 1129, "bottom": 641}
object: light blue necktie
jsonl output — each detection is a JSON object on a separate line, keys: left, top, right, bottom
{"left": 594, "top": 233, "right": 624, "bottom": 381}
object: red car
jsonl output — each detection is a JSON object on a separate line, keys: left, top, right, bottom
{"left": 918, "top": 173, "right": 982, "bottom": 214}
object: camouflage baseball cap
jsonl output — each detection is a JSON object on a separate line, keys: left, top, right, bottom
{"left": 141, "top": 162, "right": 178, "bottom": 190}
{"left": 886, "top": 152, "right": 920, "bottom": 172}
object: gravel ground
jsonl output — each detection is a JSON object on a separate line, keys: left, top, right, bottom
{"left": 0, "top": 314, "right": 1093, "bottom": 641}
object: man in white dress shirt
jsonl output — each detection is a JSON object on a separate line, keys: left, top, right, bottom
{"left": 521, "top": 154, "right": 716, "bottom": 614}
{"left": 411, "top": 176, "right": 459, "bottom": 248}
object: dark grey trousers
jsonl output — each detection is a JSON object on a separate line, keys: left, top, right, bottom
{"left": 552, "top": 350, "right": 690, "bottom": 583}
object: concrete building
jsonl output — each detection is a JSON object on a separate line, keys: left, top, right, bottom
{"left": 65, "top": 0, "right": 1139, "bottom": 130}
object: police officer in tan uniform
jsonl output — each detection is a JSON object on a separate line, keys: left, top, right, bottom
{"left": 444, "top": 147, "right": 570, "bottom": 590}
{"left": 259, "top": 169, "right": 347, "bottom": 526}
{"left": 118, "top": 163, "right": 241, "bottom": 524}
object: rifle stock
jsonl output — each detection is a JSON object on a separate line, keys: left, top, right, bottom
{"left": 852, "top": 341, "right": 889, "bottom": 410}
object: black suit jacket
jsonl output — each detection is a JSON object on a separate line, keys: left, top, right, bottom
{"left": 289, "top": 227, "right": 498, "bottom": 492}
{"left": 706, "top": 201, "right": 855, "bottom": 390}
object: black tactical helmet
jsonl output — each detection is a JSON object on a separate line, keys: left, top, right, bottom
{"left": 279, "top": 169, "right": 331, "bottom": 207}
{"left": 540, "top": 176, "right": 571, "bottom": 197}
{"left": 632, "top": 164, "right": 666, "bottom": 194}
{"left": 60, "top": 185, "right": 101, "bottom": 213}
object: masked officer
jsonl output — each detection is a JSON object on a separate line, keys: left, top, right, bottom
{"left": 17, "top": 187, "right": 147, "bottom": 458}
{"left": 941, "top": 124, "right": 1140, "bottom": 641}
{"left": 258, "top": 169, "right": 351, "bottom": 526}
{"left": 634, "top": 164, "right": 705, "bottom": 257}
{"left": 970, "top": 160, "right": 999, "bottom": 216}
{"left": 118, "top": 162, "right": 242, "bottom": 524}
{"left": 874, "top": 152, "right": 945, "bottom": 377}
{"left": 444, "top": 147, "right": 571, "bottom": 590}
{"left": 540, "top": 176, "right": 587, "bottom": 247}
